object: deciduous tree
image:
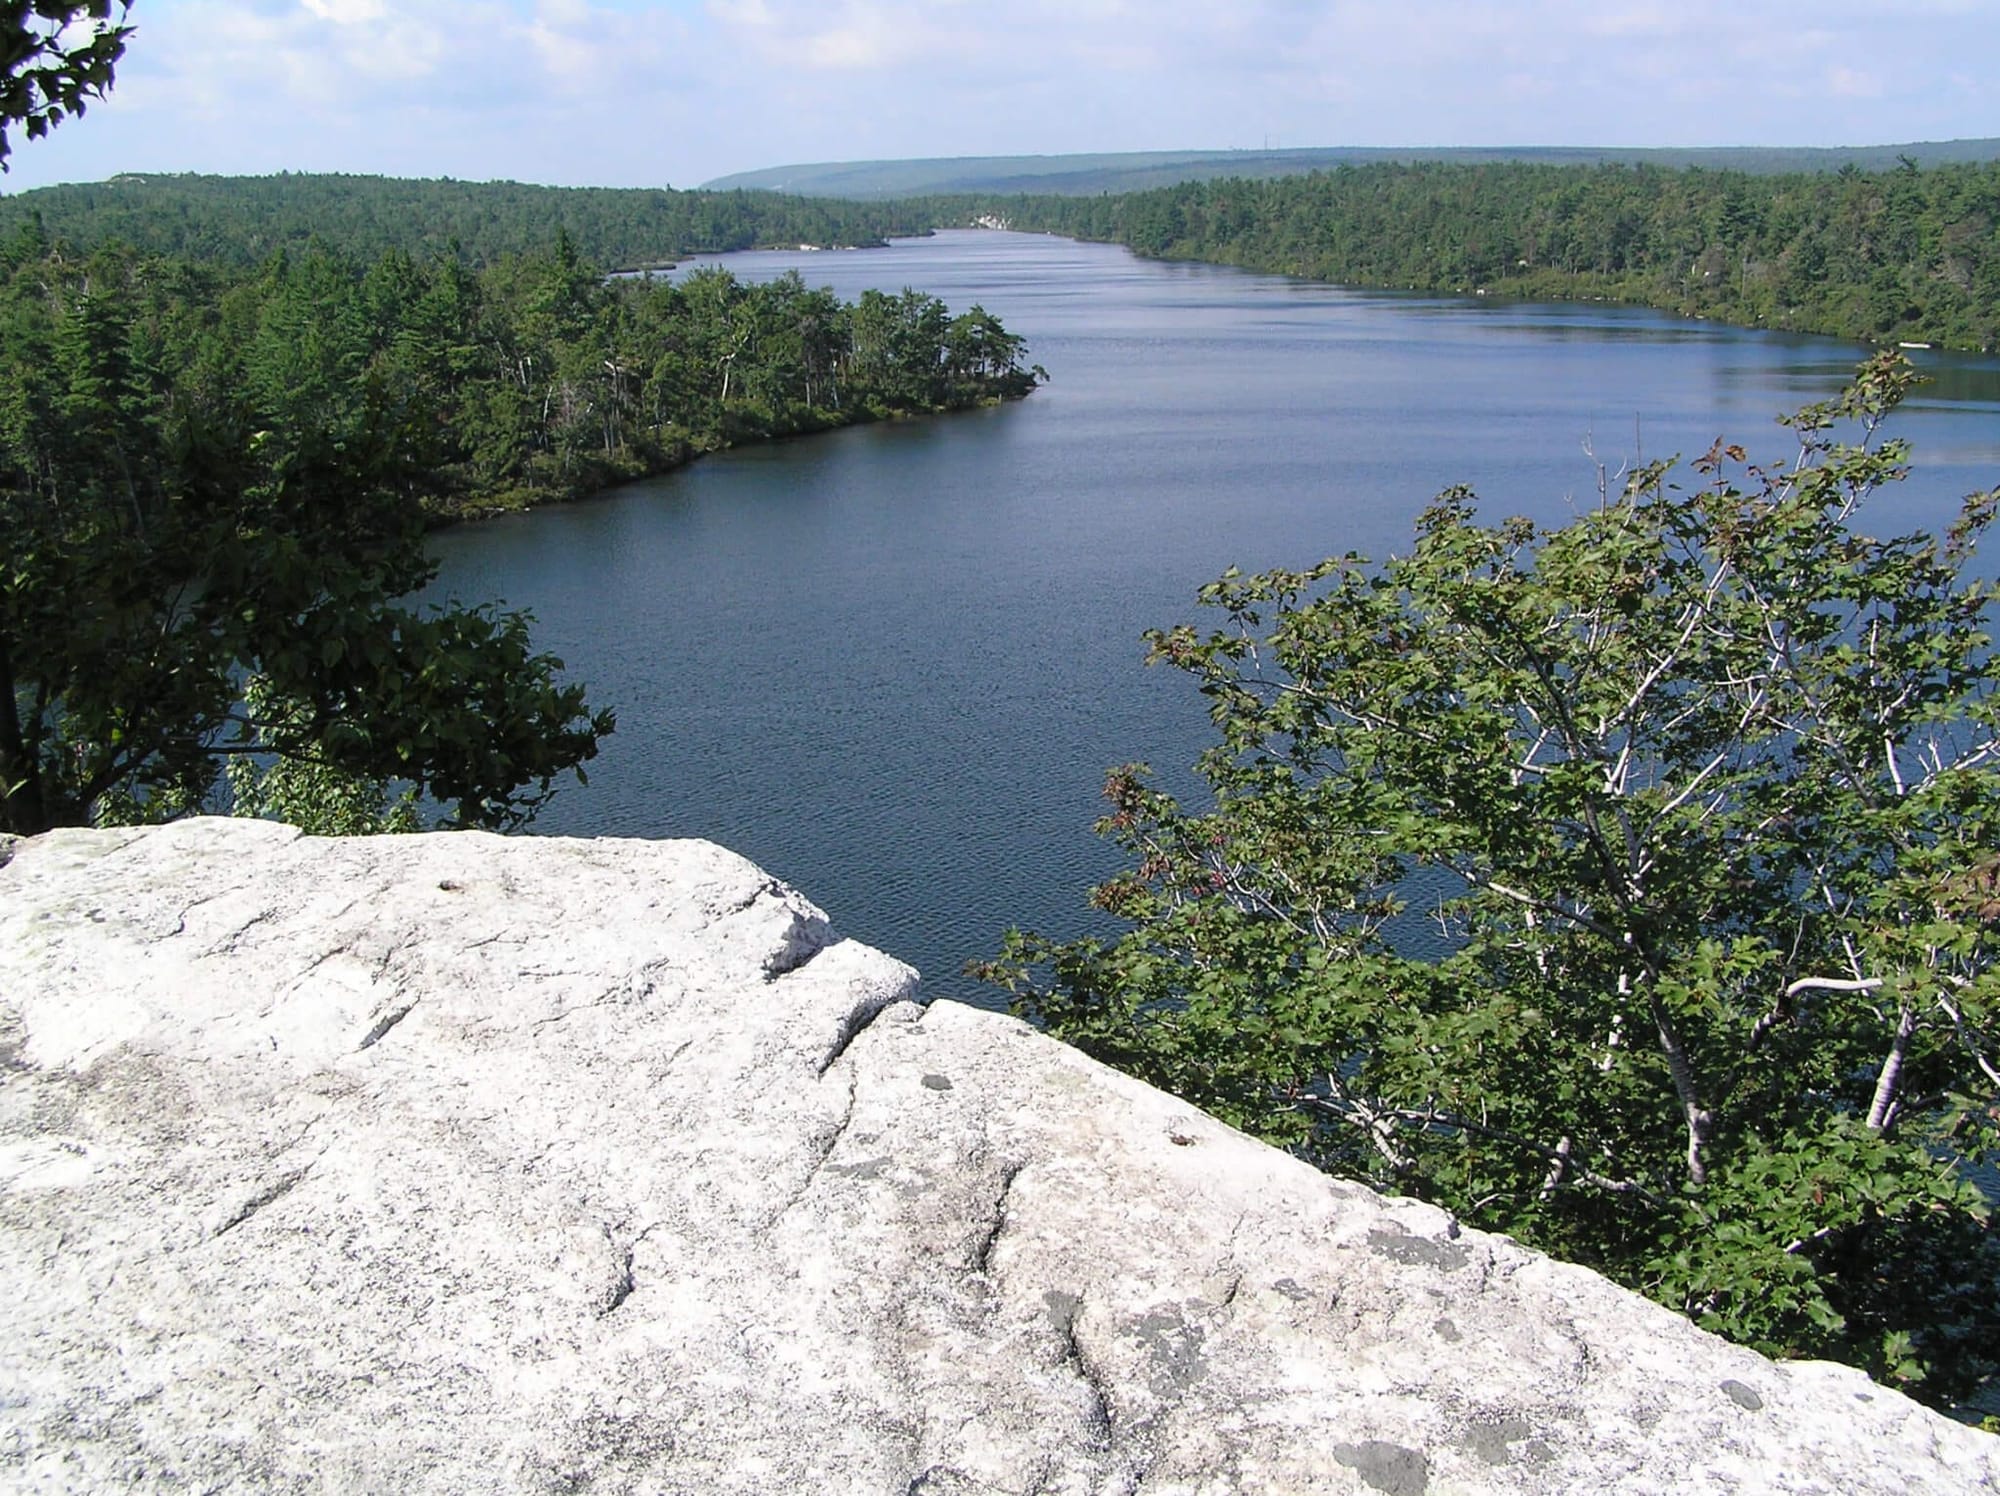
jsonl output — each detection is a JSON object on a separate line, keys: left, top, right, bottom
{"left": 0, "top": 243, "right": 612, "bottom": 837}
{"left": 984, "top": 354, "right": 2000, "bottom": 1410}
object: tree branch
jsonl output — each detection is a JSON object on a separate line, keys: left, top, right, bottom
{"left": 1936, "top": 992, "right": 2000, "bottom": 1091}
{"left": 1788, "top": 975, "right": 1886, "bottom": 1000}
{"left": 1298, "top": 1092, "right": 1666, "bottom": 1205}
{"left": 1865, "top": 1004, "right": 1917, "bottom": 1133}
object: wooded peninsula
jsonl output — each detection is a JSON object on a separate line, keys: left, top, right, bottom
{"left": 0, "top": 215, "right": 1043, "bottom": 526}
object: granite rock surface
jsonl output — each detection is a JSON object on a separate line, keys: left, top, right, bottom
{"left": 1, "top": 818, "right": 1995, "bottom": 1494}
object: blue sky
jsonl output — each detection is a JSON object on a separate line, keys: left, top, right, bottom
{"left": 7, "top": 0, "right": 2000, "bottom": 191}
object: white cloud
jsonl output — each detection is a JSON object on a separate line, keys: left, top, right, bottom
{"left": 1828, "top": 65, "right": 1884, "bottom": 100}
{"left": 1582, "top": 4, "right": 1681, "bottom": 38}
{"left": 301, "top": 0, "right": 385, "bottom": 25}
{"left": 705, "top": 0, "right": 773, "bottom": 28}
{"left": 707, "top": 1, "right": 963, "bottom": 71}
{"left": 3, "top": 0, "right": 1996, "bottom": 193}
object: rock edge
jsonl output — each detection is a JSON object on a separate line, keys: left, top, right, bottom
{"left": 1, "top": 819, "right": 1994, "bottom": 1494}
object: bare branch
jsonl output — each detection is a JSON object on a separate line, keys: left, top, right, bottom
{"left": 1298, "top": 1093, "right": 1666, "bottom": 1205}
{"left": 1477, "top": 876, "right": 1623, "bottom": 944}
{"left": 1787, "top": 976, "right": 1886, "bottom": 1001}
{"left": 1936, "top": 992, "right": 2000, "bottom": 1091}
{"left": 1865, "top": 1005, "right": 1918, "bottom": 1133}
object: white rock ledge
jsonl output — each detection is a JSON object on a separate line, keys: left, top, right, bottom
{"left": 0, "top": 818, "right": 1994, "bottom": 1494}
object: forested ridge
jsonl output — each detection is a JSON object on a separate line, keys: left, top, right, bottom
{"left": 0, "top": 171, "right": 940, "bottom": 269}
{"left": 940, "top": 158, "right": 2000, "bottom": 351}
{"left": 705, "top": 139, "right": 2000, "bottom": 199}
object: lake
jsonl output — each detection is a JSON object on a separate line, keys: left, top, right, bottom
{"left": 429, "top": 230, "right": 2000, "bottom": 1006}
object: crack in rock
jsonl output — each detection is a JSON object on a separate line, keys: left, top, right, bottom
{"left": 599, "top": 1240, "right": 636, "bottom": 1319}
{"left": 531, "top": 994, "right": 619, "bottom": 1035}
{"left": 595, "top": 1221, "right": 662, "bottom": 1320}
{"left": 770, "top": 1075, "right": 858, "bottom": 1229}
{"left": 806, "top": 1076, "right": 857, "bottom": 1184}
{"left": 528, "top": 972, "right": 667, "bottom": 1036}
{"left": 288, "top": 941, "right": 357, "bottom": 990}
{"left": 211, "top": 1164, "right": 314, "bottom": 1240}
{"left": 1044, "top": 1290, "right": 1114, "bottom": 1451}
{"left": 814, "top": 991, "right": 897, "bottom": 1077}
{"left": 459, "top": 931, "right": 525, "bottom": 954}
{"left": 725, "top": 878, "right": 787, "bottom": 916}
{"left": 203, "top": 907, "right": 278, "bottom": 957}
{"left": 971, "top": 1163, "right": 1025, "bottom": 1278}
{"left": 356, "top": 998, "right": 419, "bottom": 1051}
{"left": 368, "top": 928, "right": 421, "bottom": 981}
{"left": 166, "top": 891, "right": 225, "bottom": 939}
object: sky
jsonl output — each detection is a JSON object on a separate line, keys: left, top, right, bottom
{"left": 6, "top": 0, "right": 2000, "bottom": 193}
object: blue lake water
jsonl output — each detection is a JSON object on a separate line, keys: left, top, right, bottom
{"left": 429, "top": 230, "right": 2000, "bottom": 1007}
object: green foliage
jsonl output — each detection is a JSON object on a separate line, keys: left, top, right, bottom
{"left": 0, "top": 0, "right": 130, "bottom": 169}
{"left": 955, "top": 159, "right": 2000, "bottom": 351}
{"left": 221, "top": 678, "right": 419, "bottom": 837}
{"left": 0, "top": 7, "right": 1035, "bottom": 838}
{"left": 0, "top": 238, "right": 614, "bottom": 837}
{"left": 983, "top": 354, "right": 2000, "bottom": 1411}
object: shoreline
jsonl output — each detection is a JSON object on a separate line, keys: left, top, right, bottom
{"left": 1023, "top": 234, "right": 1998, "bottom": 355}
{"left": 423, "top": 384, "right": 1035, "bottom": 529}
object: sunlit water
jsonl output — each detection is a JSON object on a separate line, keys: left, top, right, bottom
{"left": 430, "top": 231, "right": 2000, "bottom": 1011}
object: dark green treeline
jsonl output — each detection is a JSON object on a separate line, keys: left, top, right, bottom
{"left": 938, "top": 159, "right": 2000, "bottom": 351}
{"left": 0, "top": 223, "right": 1040, "bottom": 525}
{"left": 0, "top": 172, "right": 939, "bottom": 269}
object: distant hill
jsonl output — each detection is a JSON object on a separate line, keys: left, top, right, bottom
{"left": 704, "top": 141, "right": 2000, "bottom": 198}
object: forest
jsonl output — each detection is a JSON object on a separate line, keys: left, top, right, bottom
{"left": 938, "top": 158, "right": 2000, "bottom": 351}
{"left": 0, "top": 172, "right": 942, "bottom": 269}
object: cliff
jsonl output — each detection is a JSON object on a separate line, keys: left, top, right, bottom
{"left": 1, "top": 818, "right": 1994, "bottom": 1493}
